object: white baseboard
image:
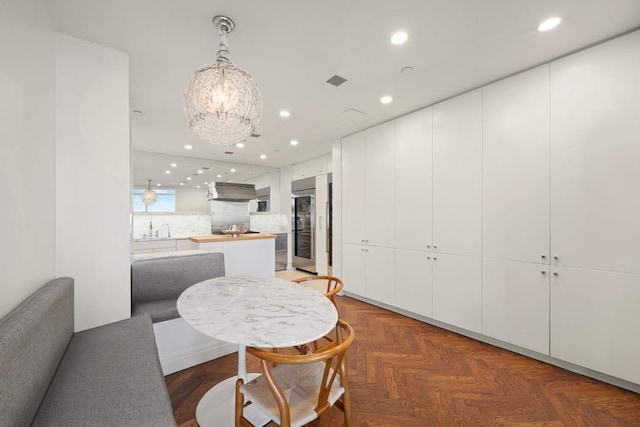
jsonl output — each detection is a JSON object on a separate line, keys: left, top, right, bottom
{"left": 153, "top": 318, "right": 237, "bottom": 375}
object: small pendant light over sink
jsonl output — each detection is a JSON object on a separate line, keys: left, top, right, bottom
{"left": 141, "top": 179, "right": 157, "bottom": 205}
{"left": 183, "top": 15, "right": 263, "bottom": 146}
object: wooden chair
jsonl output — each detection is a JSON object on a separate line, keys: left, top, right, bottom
{"left": 292, "top": 276, "right": 343, "bottom": 306}
{"left": 235, "top": 319, "right": 355, "bottom": 427}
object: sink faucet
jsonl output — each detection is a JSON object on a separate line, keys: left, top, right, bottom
{"left": 161, "top": 223, "right": 171, "bottom": 238}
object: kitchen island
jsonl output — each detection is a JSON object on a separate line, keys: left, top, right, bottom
{"left": 190, "top": 233, "right": 276, "bottom": 277}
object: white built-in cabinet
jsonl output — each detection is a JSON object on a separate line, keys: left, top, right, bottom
{"left": 550, "top": 31, "right": 640, "bottom": 275}
{"left": 342, "top": 243, "right": 395, "bottom": 305}
{"left": 482, "top": 258, "right": 549, "bottom": 354}
{"left": 482, "top": 65, "right": 549, "bottom": 264}
{"left": 342, "top": 122, "right": 395, "bottom": 248}
{"left": 432, "top": 253, "right": 482, "bottom": 333}
{"left": 395, "top": 108, "right": 433, "bottom": 252}
{"left": 432, "top": 90, "right": 482, "bottom": 257}
{"left": 551, "top": 267, "right": 640, "bottom": 384}
{"left": 340, "top": 30, "right": 640, "bottom": 387}
{"left": 395, "top": 249, "right": 433, "bottom": 318}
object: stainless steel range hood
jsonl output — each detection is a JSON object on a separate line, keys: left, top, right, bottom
{"left": 206, "top": 182, "right": 257, "bottom": 202}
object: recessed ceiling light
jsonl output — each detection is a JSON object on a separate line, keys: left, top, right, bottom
{"left": 204, "top": 181, "right": 208, "bottom": 185}
{"left": 279, "top": 110, "right": 290, "bottom": 118}
{"left": 179, "top": 182, "right": 184, "bottom": 186}
{"left": 216, "top": 174, "right": 222, "bottom": 178}
{"left": 290, "top": 140, "right": 299, "bottom": 146}
{"left": 236, "top": 143, "right": 245, "bottom": 148}
{"left": 197, "top": 170, "right": 203, "bottom": 174}
{"left": 538, "top": 17, "right": 562, "bottom": 32}
{"left": 390, "top": 31, "right": 408, "bottom": 45}
{"left": 230, "top": 168, "right": 236, "bottom": 173}
{"left": 380, "top": 95, "right": 393, "bottom": 104}
{"left": 165, "top": 170, "right": 171, "bottom": 174}
{"left": 187, "top": 177, "right": 192, "bottom": 181}
{"left": 170, "top": 163, "right": 177, "bottom": 168}
{"left": 260, "top": 154, "right": 267, "bottom": 160}
{"left": 196, "top": 185, "right": 201, "bottom": 189}
{"left": 184, "top": 144, "right": 193, "bottom": 150}
{"left": 156, "top": 183, "right": 161, "bottom": 187}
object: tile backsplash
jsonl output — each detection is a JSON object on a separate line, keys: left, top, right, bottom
{"left": 132, "top": 212, "right": 210, "bottom": 239}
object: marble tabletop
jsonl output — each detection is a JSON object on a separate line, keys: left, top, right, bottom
{"left": 177, "top": 275, "right": 338, "bottom": 348}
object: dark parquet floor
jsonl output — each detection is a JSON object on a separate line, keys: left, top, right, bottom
{"left": 166, "top": 296, "right": 640, "bottom": 426}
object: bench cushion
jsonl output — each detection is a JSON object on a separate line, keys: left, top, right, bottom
{"left": 0, "top": 277, "right": 74, "bottom": 427}
{"left": 131, "top": 252, "right": 225, "bottom": 322}
{"left": 132, "top": 299, "right": 178, "bottom": 323}
{"left": 32, "top": 314, "right": 176, "bottom": 427}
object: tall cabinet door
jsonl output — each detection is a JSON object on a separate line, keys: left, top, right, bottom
{"left": 550, "top": 31, "right": 640, "bottom": 274}
{"left": 432, "top": 253, "right": 482, "bottom": 333}
{"left": 433, "top": 90, "right": 482, "bottom": 256}
{"left": 342, "top": 243, "right": 366, "bottom": 296}
{"left": 395, "top": 249, "right": 433, "bottom": 318}
{"left": 365, "top": 246, "right": 395, "bottom": 306}
{"left": 365, "top": 122, "right": 395, "bottom": 248}
{"left": 483, "top": 66, "right": 550, "bottom": 264}
{"left": 551, "top": 266, "right": 640, "bottom": 384}
{"left": 395, "top": 108, "right": 433, "bottom": 252}
{"left": 483, "top": 258, "right": 549, "bottom": 355}
{"left": 341, "top": 131, "right": 366, "bottom": 245}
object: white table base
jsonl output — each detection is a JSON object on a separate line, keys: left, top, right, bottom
{"left": 195, "top": 374, "right": 271, "bottom": 427}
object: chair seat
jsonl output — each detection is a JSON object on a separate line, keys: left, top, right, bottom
{"left": 241, "top": 362, "right": 345, "bottom": 427}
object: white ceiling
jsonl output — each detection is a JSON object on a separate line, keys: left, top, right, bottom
{"left": 45, "top": 0, "right": 640, "bottom": 171}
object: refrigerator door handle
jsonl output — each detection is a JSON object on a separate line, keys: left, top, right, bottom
{"left": 326, "top": 202, "right": 330, "bottom": 252}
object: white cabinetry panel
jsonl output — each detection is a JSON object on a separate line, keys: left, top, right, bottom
{"left": 342, "top": 243, "right": 366, "bottom": 296}
{"left": 365, "top": 246, "right": 395, "bottom": 306}
{"left": 395, "top": 249, "right": 433, "bottom": 318}
{"left": 483, "top": 258, "right": 549, "bottom": 355}
{"left": 341, "top": 132, "right": 366, "bottom": 245}
{"left": 365, "top": 122, "right": 395, "bottom": 248}
{"left": 433, "top": 90, "right": 482, "bottom": 256}
{"left": 551, "top": 266, "right": 640, "bottom": 384}
{"left": 395, "top": 108, "right": 432, "bottom": 252}
{"left": 432, "top": 253, "right": 482, "bottom": 333}
{"left": 550, "top": 31, "right": 640, "bottom": 274}
{"left": 483, "top": 66, "right": 549, "bottom": 264}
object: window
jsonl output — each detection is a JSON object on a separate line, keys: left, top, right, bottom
{"left": 132, "top": 187, "right": 176, "bottom": 212}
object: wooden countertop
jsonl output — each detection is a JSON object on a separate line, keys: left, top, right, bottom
{"left": 189, "top": 233, "right": 277, "bottom": 243}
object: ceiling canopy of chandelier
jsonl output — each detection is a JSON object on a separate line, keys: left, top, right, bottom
{"left": 183, "top": 16, "right": 263, "bottom": 147}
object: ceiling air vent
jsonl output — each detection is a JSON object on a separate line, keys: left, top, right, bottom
{"left": 250, "top": 133, "right": 261, "bottom": 138}
{"left": 326, "top": 75, "right": 347, "bottom": 87}
{"left": 224, "top": 151, "right": 234, "bottom": 155}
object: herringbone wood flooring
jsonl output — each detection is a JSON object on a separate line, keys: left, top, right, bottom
{"left": 166, "top": 296, "right": 640, "bottom": 426}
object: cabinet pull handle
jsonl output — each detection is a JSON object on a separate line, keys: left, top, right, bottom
{"left": 553, "top": 256, "right": 559, "bottom": 261}
{"left": 541, "top": 271, "right": 546, "bottom": 275}
{"left": 427, "top": 256, "right": 431, "bottom": 260}
{"left": 541, "top": 255, "right": 546, "bottom": 259}
{"left": 427, "top": 245, "right": 431, "bottom": 248}
{"left": 434, "top": 245, "right": 438, "bottom": 249}
{"left": 433, "top": 257, "right": 437, "bottom": 261}
{"left": 553, "top": 272, "right": 559, "bottom": 277}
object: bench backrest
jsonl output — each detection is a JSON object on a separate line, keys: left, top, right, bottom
{"left": 0, "top": 278, "right": 74, "bottom": 426}
{"left": 131, "top": 252, "right": 226, "bottom": 304}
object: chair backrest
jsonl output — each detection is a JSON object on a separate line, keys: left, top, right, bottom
{"left": 292, "top": 275, "right": 344, "bottom": 305}
{"left": 246, "top": 319, "right": 355, "bottom": 422}
{"left": 0, "top": 278, "right": 74, "bottom": 427}
{"left": 131, "top": 252, "right": 225, "bottom": 304}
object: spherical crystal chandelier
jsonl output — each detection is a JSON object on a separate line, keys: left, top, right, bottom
{"left": 183, "top": 16, "right": 263, "bottom": 147}
{"left": 141, "top": 179, "right": 157, "bottom": 205}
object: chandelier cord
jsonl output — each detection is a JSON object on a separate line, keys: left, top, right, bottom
{"left": 216, "top": 26, "right": 231, "bottom": 63}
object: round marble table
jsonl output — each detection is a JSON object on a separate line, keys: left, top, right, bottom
{"left": 177, "top": 275, "right": 338, "bottom": 427}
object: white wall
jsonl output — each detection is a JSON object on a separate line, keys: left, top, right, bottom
{"left": 175, "top": 187, "right": 209, "bottom": 212}
{"left": 0, "top": 0, "right": 56, "bottom": 318}
{"left": 55, "top": 33, "right": 131, "bottom": 331}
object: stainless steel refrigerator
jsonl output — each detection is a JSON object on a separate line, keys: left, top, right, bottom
{"left": 291, "top": 177, "right": 316, "bottom": 274}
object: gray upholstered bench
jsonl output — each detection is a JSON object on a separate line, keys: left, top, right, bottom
{"left": 131, "top": 251, "right": 235, "bottom": 374}
{"left": 131, "top": 251, "right": 226, "bottom": 323}
{"left": 0, "top": 277, "right": 176, "bottom": 427}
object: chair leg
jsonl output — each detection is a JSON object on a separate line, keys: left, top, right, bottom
{"left": 235, "top": 378, "right": 245, "bottom": 427}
